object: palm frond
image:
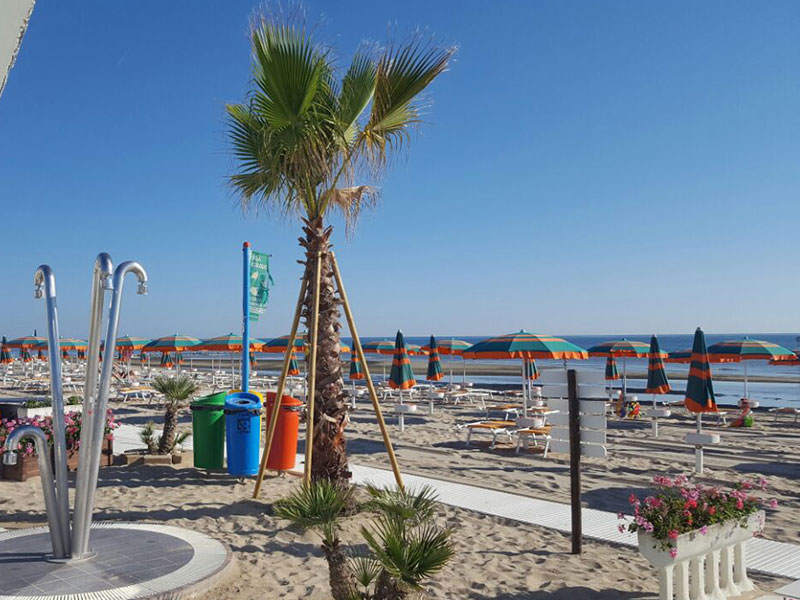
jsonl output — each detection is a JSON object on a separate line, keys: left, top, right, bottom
{"left": 274, "top": 480, "right": 353, "bottom": 545}
{"left": 150, "top": 374, "right": 199, "bottom": 403}
{"left": 347, "top": 552, "right": 382, "bottom": 589}
{"left": 365, "top": 484, "right": 439, "bottom": 526}
{"left": 337, "top": 52, "right": 377, "bottom": 144}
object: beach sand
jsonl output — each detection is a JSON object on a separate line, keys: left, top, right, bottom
{"left": 1, "top": 389, "right": 797, "bottom": 598}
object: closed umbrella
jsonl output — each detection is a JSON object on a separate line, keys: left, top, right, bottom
{"left": 388, "top": 331, "right": 416, "bottom": 391}
{"left": 288, "top": 352, "right": 301, "bottom": 376}
{"left": 645, "top": 335, "right": 671, "bottom": 402}
{"left": 685, "top": 328, "right": 717, "bottom": 473}
{"left": 604, "top": 356, "right": 619, "bottom": 381}
{"left": 463, "top": 331, "right": 588, "bottom": 416}
{"left": 349, "top": 352, "right": 364, "bottom": 381}
{"left": 0, "top": 337, "right": 12, "bottom": 365}
{"left": 426, "top": 336, "right": 444, "bottom": 382}
{"left": 423, "top": 338, "right": 472, "bottom": 384}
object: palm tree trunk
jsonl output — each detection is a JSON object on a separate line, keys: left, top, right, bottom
{"left": 300, "top": 217, "right": 350, "bottom": 483}
{"left": 375, "top": 570, "right": 406, "bottom": 600}
{"left": 322, "top": 539, "right": 356, "bottom": 600}
{"left": 159, "top": 405, "right": 178, "bottom": 454}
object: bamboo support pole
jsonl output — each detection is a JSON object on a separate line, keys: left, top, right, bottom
{"left": 304, "top": 252, "right": 323, "bottom": 484}
{"left": 252, "top": 276, "right": 308, "bottom": 499}
{"left": 330, "top": 252, "right": 404, "bottom": 489}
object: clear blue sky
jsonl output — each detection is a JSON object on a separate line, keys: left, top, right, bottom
{"left": 1, "top": 1, "right": 799, "bottom": 340}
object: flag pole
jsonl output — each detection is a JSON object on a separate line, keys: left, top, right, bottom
{"left": 242, "top": 242, "right": 251, "bottom": 392}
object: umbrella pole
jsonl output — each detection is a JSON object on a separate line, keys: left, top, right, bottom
{"left": 695, "top": 414, "right": 703, "bottom": 474}
{"left": 331, "top": 252, "right": 404, "bottom": 489}
{"left": 623, "top": 357, "right": 627, "bottom": 396}
{"left": 253, "top": 277, "right": 308, "bottom": 499}
{"left": 743, "top": 362, "right": 748, "bottom": 399}
{"left": 521, "top": 360, "right": 527, "bottom": 418}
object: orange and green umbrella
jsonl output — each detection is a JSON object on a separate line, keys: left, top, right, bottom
{"left": 604, "top": 356, "right": 619, "bottom": 381}
{"left": 160, "top": 352, "right": 173, "bottom": 368}
{"left": 37, "top": 349, "right": 45, "bottom": 361}
{"left": 21, "top": 348, "right": 33, "bottom": 362}
{"left": 770, "top": 351, "right": 800, "bottom": 366}
{"left": 0, "top": 337, "right": 12, "bottom": 365}
{"left": 7, "top": 335, "right": 46, "bottom": 349}
{"left": 115, "top": 336, "right": 151, "bottom": 351}
{"left": 588, "top": 339, "right": 656, "bottom": 395}
{"left": 196, "top": 333, "right": 263, "bottom": 352}
{"left": 362, "top": 340, "right": 395, "bottom": 355}
{"left": 426, "top": 336, "right": 444, "bottom": 382}
{"left": 260, "top": 333, "right": 306, "bottom": 353}
{"left": 288, "top": 352, "right": 301, "bottom": 376}
{"left": 143, "top": 335, "right": 200, "bottom": 353}
{"left": 407, "top": 344, "right": 427, "bottom": 356}
{"left": 665, "top": 349, "right": 692, "bottom": 364}
{"left": 423, "top": 338, "right": 471, "bottom": 356}
{"left": 349, "top": 352, "right": 364, "bottom": 381}
{"left": 388, "top": 331, "right": 416, "bottom": 390}
{"left": 645, "top": 335, "right": 671, "bottom": 397}
{"left": 524, "top": 358, "right": 539, "bottom": 380}
{"left": 707, "top": 337, "right": 793, "bottom": 398}
{"left": 685, "top": 328, "right": 717, "bottom": 414}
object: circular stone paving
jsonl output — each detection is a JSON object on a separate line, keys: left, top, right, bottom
{"left": 0, "top": 522, "right": 231, "bottom": 599}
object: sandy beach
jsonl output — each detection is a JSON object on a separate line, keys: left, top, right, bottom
{"left": 3, "top": 385, "right": 794, "bottom": 598}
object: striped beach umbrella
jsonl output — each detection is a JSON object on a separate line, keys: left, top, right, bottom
{"left": 524, "top": 358, "right": 540, "bottom": 380}
{"left": 464, "top": 331, "right": 588, "bottom": 416}
{"left": 426, "top": 336, "right": 444, "bottom": 382}
{"left": 588, "top": 339, "right": 656, "bottom": 395}
{"left": 0, "top": 337, "right": 12, "bottom": 365}
{"left": 604, "top": 356, "right": 619, "bottom": 381}
{"left": 21, "top": 348, "right": 33, "bottom": 362}
{"left": 143, "top": 335, "right": 201, "bottom": 353}
{"left": 159, "top": 352, "right": 174, "bottom": 368}
{"left": 685, "top": 328, "right": 717, "bottom": 414}
{"left": 422, "top": 338, "right": 472, "bottom": 383}
{"left": 61, "top": 348, "right": 70, "bottom": 360}
{"left": 707, "top": 337, "right": 794, "bottom": 399}
{"left": 115, "top": 336, "right": 151, "bottom": 351}
{"left": 645, "top": 335, "right": 671, "bottom": 397}
{"left": 7, "top": 335, "right": 46, "bottom": 349}
{"left": 260, "top": 333, "right": 306, "bottom": 353}
{"left": 388, "top": 331, "right": 416, "bottom": 390}
{"left": 770, "top": 351, "right": 800, "bottom": 366}
{"left": 249, "top": 351, "right": 257, "bottom": 369}
{"left": 665, "top": 349, "right": 692, "bottom": 364}
{"left": 362, "top": 340, "right": 395, "bottom": 355}
{"left": 288, "top": 352, "right": 301, "bottom": 376}
{"left": 407, "top": 344, "right": 427, "bottom": 356}
{"left": 349, "top": 352, "right": 364, "bottom": 380}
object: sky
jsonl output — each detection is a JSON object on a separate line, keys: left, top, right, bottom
{"left": 1, "top": 0, "right": 799, "bottom": 340}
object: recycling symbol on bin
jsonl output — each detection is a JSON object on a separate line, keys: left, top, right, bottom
{"left": 237, "top": 418, "right": 251, "bottom": 434}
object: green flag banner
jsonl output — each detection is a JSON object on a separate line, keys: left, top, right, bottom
{"left": 249, "top": 251, "right": 274, "bottom": 322}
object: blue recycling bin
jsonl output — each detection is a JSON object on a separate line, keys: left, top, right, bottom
{"left": 224, "top": 392, "right": 262, "bottom": 476}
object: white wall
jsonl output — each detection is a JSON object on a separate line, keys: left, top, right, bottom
{"left": 0, "top": 0, "right": 36, "bottom": 99}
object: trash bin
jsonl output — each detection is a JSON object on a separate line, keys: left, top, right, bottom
{"left": 190, "top": 391, "right": 226, "bottom": 469}
{"left": 263, "top": 392, "right": 303, "bottom": 471}
{"left": 224, "top": 391, "right": 262, "bottom": 476}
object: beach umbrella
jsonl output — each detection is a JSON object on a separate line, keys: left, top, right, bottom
{"left": 685, "top": 328, "right": 717, "bottom": 414}
{"left": 665, "top": 349, "right": 692, "bottom": 364}
{"left": 407, "top": 344, "right": 427, "bottom": 356}
{"left": 7, "top": 335, "right": 46, "bottom": 348}
{"left": 143, "top": 335, "right": 200, "bottom": 372}
{"left": 288, "top": 352, "right": 301, "bottom": 376}
{"left": 707, "top": 337, "right": 794, "bottom": 399}
{"left": 349, "top": 352, "right": 364, "bottom": 380}
{"left": 363, "top": 339, "right": 395, "bottom": 380}
{"left": 249, "top": 351, "right": 257, "bottom": 369}
{"left": 463, "top": 331, "right": 588, "bottom": 416}
{"left": 260, "top": 333, "right": 306, "bottom": 353}
{"left": 77, "top": 349, "right": 86, "bottom": 360}
{"left": 587, "top": 339, "right": 654, "bottom": 396}
{"left": 159, "top": 352, "right": 174, "bottom": 369}
{"left": 604, "top": 356, "right": 619, "bottom": 381}
{"left": 0, "top": 337, "right": 12, "bottom": 365}
{"left": 422, "top": 338, "right": 471, "bottom": 383}
{"left": 176, "top": 352, "right": 185, "bottom": 366}
{"left": 37, "top": 349, "right": 45, "bottom": 361}
{"left": 426, "top": 336, "right": 444, "bottom": 382}
{"left": 645, "top": 335, "right": 671, "bottom": 401}
{"left": 388, "top": 331, "right": 416, "bottom": 391}
{"left": 61, "top": 348, "right": 70, "bottom": 360}
{"left": 21, "top": 348, "right": 33, "bottom": 362}
{"left": 770, "top": 351, "right": 800, "bottom": 366}
{"left": 197, "top": 333, "right": 263, "bottom": 377}
{"left": 524, "top": 358, "right": 540, "bottom": 380}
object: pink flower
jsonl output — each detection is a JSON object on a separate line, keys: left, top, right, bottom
{"left": 668, "top": 530, "right": 678, "bottom": 541}
{"left": 617, "top": 524, "right": 626, "bottom": 533}
{"left": 628, "top": 494, "right": 639, "bottom": 505}
{"left": 669, "top": 548, "right": 678, "bottom": 558}
{"left": 736, "top": 499, "right": 744, "bottom": 510}
{"left": 617, "top": 512, "right": 625, "bottom": 520}
{"left": 769, "top": 499, "right": 778, "bottom": 509}
{"left": 700, "top": 526, "right": 709, "bottom": 535}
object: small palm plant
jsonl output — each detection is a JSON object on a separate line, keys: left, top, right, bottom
{"left": 274, "top": 480, "right": 357, "bottom": 600}
{"left": 150, "top": 374, "right": 198, "bottom": 454}
{"left": 274, "top": 482, "right": 453, "bottom": 600}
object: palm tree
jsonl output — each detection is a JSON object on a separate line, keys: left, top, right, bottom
{"left": 226, "top": 11, "right": 454, "bottom": 482}
{"left": 150, "top": 374, "right": 199, "bottom": 454}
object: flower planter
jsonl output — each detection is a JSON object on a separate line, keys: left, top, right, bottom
{"left": 11, "top": 404, "right": 83, "bottom": 420}
{"left": 637, "top": 511, "right": 765, "bottom": 600}
{"left": 1, "top": 438, "right": 114, "bottom": 482}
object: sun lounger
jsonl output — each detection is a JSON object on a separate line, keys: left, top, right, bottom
{"left": 769, "top": 407, "right": 800, "bottom": 423}
{"left": 515, "top": 426, "right": 552, "bottom": 457}
{"left": 463, "top": 420, "right": 516, "bottom": 449}
{"left": 483, "top": 403, "right": 523, "bottom": 420}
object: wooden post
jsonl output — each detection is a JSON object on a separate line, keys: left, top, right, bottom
{"left": 567, "top": 368, "right": 582, "bottom": 554}
{"left": 252, "top": 276, "right": 308, "bottom": 499}
{"left": 330, "top": 252, "right": 404, "bottom": 490}
{"left": 304, "top": 251, "right": 323, "bottom": 485}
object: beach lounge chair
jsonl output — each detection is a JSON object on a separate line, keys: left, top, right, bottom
{"left": 515, "top": 426, "right": 551, "bottom": 457}
{"left": 483, "top": 403, "right": 523, "bottom": 420}
{"left": 769, "top": 407, "right": 800, "bottom": 423}
{"left": 463, "top": 420, "right": 516, "bottom": 449}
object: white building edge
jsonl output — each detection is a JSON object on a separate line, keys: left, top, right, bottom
{"left": 0, "top": 0, "right": 36, "bottom": 99}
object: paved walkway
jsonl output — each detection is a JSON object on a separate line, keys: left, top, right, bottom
{"left": 113, "top": 425, "right": 800, "bottom": 581}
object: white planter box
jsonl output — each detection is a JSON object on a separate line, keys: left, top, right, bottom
{"left": 15, "top": 404, "right": 83, "bottom": 419}
{"left": 638, "top": 511, "right": 765, "bottom": 600}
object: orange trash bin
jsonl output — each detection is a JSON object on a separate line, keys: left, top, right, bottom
{"left": 264, "top": 392, "right": 303, "bottom": 471}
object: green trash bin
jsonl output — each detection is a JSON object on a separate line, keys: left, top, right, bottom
{"left": 190, "top": 391, "right": 226, "bottom": 469}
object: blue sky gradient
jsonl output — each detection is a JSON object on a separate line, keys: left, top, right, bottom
{"left": 1, "top": 1, "right": 799, "bottom": 339}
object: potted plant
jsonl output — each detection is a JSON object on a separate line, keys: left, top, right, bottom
{"left": 620, "top": 474, "right": 776, "bottom": 599}
{"left": 129, "top": 374, "right": 197, "bottom": 464}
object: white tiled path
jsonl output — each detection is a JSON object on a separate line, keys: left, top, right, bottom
{"left": 114, "top": 425, "right": 800, "bottom": 581}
